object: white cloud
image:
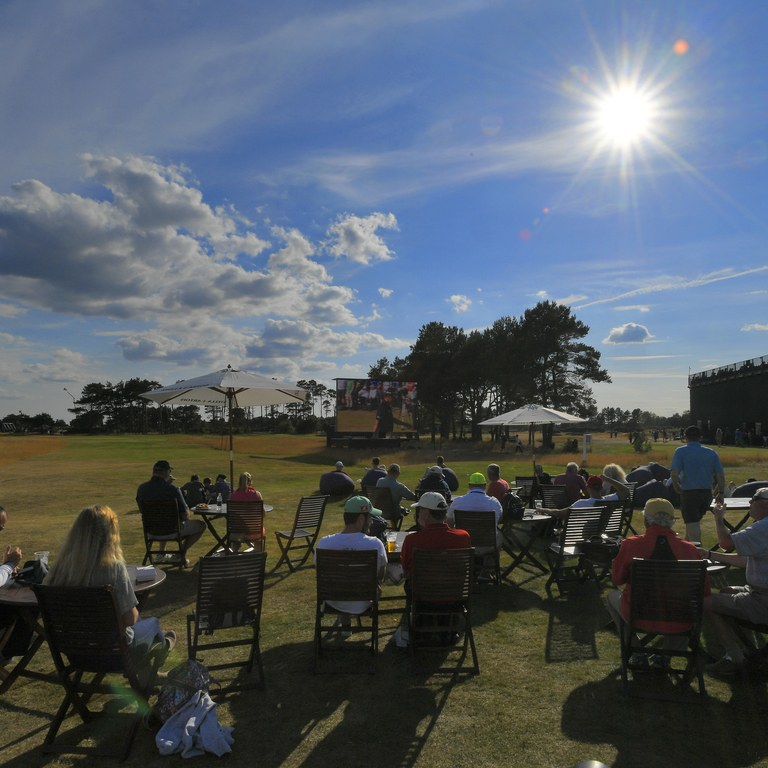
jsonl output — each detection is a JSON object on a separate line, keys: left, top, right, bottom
{"left": 614, "top": 304, "right": 650, "bottom": 312}
{"left": 607, "top": 355, "right": 676, "bottom": 361}
{"left": 603, "top": 322, "right": 654, "bottom": 344}
{"left": 324, "top": 212, "right": 398, "bottom": 265}
{"left": 449, "top": 294, "right": 471, "bottom": 313}
{"left": 378, "top": 288, "right": 393, "bottom": 298}
{"left": 556, "top": 294, "right": 588, "bottom": 305}
{"left": 742, "top": 323, "right": 768, "bottom": 332}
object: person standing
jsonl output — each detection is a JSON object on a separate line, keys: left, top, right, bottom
{"left": 671, "top": 425, "right": 726, "bottom": 542}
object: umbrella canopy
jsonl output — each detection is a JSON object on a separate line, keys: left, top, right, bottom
{"left": 140, "top": 366, "right": 308, "bottom": 485}
{"left": 478, "top": 404, "right": 586, "bottom": 427}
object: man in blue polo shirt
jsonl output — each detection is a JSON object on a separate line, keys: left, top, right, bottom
{"left": 671, "top": 425, "right": 726, "bottom": 542}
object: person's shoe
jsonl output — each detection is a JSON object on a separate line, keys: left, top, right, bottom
{"left": 164, "top": 630, "right": 177, "bottom": 652}
{"left": 706, "top": 656, "right": 744, "bottom": 677}
{"left": 649, "top": 654, "right": 671, "bottom": 670}
{"left": 628, "top": 653, "right": 650, "bottom": 668}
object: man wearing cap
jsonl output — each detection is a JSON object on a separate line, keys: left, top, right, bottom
{"left": 376, "top": 464, "right": 416, "bottom": 510}
{"left": 606, "top": 498, "right": 709, "bottom": 657}
{"left": 553, "top": 462, "right": 589, "bottom": 504}
{"left": 486, "top": 464, "right": 510, "bottom": 504}
{"left": 401, "top": 492, "right": 471, "bottom": 589}
{"left": 315, "top": 496, "right": 388, "bottom": 614}
{"left": 671, "top": 424, "right": 726, "bottom": 542}
{"left": 704, "top": 488, "right": 768, "bottom": 676}
{"left": 416, "top": 466, "right": 452, "bottom": 503}
{"left": 447, "top": 472, "right": 504, "bottom": 549}
{"left": 135, "top": 460, "right": 206, "bottom": 561}
{"left": 541, "top": 474, "right": 629, "bottom": 520}
{"left": 212, "top": 473, "right": 231, "bottom": 503}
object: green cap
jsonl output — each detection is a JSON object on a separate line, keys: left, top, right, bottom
{"left": 344, "top": 495, "right": 383, "bottom": 517}
{"left": 469, "top": 472, "right": 486, "bottom": 485}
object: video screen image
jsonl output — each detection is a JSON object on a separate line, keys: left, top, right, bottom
{"left": 335, "top": 379, "right": 418, "bottom": 435}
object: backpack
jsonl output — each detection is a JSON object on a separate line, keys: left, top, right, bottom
{"left": 154, "top": 659, "right": 211, "bottom": 722}
{"left": 501, "top": 490, "right": 525, "bottom": 523}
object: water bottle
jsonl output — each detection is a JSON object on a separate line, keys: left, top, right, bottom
{"left": 216, "top": 493, "right": 223, "bottom": 513}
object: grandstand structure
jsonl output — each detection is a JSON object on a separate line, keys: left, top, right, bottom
{"left": 689, "top": 355, "right": 768, "bottom": 441}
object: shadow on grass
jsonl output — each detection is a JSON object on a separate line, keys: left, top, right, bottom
{"left": 225, "top": 640, "right": 466, "bottom": 768}
{"left": 545, "top": 583, "right": 607, "bottom": 663}
{"left": 562, "top": 669, "right": 768, "bottom": 768}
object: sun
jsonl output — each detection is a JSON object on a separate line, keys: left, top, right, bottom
{"left": 594, "top": 84, "right": 657, "bottom": 149}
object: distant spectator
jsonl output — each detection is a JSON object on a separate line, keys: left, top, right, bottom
{"left": 447, "top": 472, "right": 503, "bottom": 550}
{"left": 436, "top": 455, "right": 459, "bottom": 492}
{"left": 212, "top": 474, "right": 231, "bottom": 503}
{"left": 229, "top": 471, "right": 263, "bottom": 502}
{"left": 361, "top": 457, "right": 387, "bottom": 489}
{"left": 376, "top": 463, "right": 417, "bottom": 511}
{"left": 416, "top": 466, "right": 452, "bottom": 503}
{"left": 319, "top": 461, "right": 356, "bottom": 497}
{"left": 486, "top": 464, "right": 510, "bottom": 504}
{"left": 181, "top": 474, "right": 206, "bottom": 507}
{"left": 553, "top": 462, "right": 588, "bottom": 504}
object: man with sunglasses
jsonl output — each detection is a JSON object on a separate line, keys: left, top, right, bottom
{"left": 704, "top": 487, "right": 768, "bottom": 676}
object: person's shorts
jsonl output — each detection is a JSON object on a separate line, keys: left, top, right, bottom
{"left": 679, "top": 489, "right": 713, "bottom": 523}
{"left": 711, "top": 586, "right": 768, "bottom": 625}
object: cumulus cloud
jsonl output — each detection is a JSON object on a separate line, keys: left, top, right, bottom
{"left": 324, "top": 212, "right": 398, "bottom": 265}
{"left": 603, "top": 322, "right": 654, "bottom": 344}
{"left": 0, "top": 155, "right": 402, "bottom": 370}
{"left": 378, "top": 288, "right": 393, "bottom": 298}
{"left": 449, "top": 294, "right": 471, "bottom": 313}
{"left": 742, "top": 323, "right": 768, "bottom": 332}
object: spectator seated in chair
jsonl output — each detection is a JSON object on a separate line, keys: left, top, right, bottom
{"left": 319, "top": 461, "right": 356, "bottom": 497}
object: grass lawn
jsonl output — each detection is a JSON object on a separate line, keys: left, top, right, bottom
{"left": 1, "top": 432, "right": 768, "bottom": 768}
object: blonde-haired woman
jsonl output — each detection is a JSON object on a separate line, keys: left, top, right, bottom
{"left": 45, "top": 505, "right": 175, "bottom": 652}
{"left": 602, "top": 463, "right": 627, "bottom": 496}
{"left": 228, "top": 472, "right": 262, "bottom": 502}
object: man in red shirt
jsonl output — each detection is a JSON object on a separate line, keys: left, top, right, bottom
{"left": 486, "top": 463, "right": 510, "bottom": 504}
{"left": 401, "top": 492, "right": 471, "bottom": 590}
{"left": 606, "top": 498, "right": 709, "bottom": 655}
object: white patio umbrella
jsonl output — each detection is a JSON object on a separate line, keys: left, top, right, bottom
{"left": 140, "top": 365, "right": 308, "bottom": 485}
{"left": 478, "top": 403, "right": 586, "bottom": 445}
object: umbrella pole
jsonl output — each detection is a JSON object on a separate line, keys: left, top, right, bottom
{"left": 228, "top": 393, "right": 235, "bottom": 489}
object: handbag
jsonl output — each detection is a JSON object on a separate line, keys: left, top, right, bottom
{"left": 154, "top": 659, "right": 212, "bottom": 722}
{"left": 14, "top": 559, "right": 49, "bottom": 586}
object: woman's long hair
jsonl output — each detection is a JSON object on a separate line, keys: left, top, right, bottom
{"left": 46, "top": 505, "right": 125, "bottom": 587}
{"left": 237, "top": 472, "right": 252, "bottom": 494}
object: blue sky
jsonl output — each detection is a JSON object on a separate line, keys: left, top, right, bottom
{"left": 0, "top": 0, "right": 766, "bottom": 421}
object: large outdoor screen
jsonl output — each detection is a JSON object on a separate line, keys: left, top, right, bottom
{"left": 335, "top": 379, "right": 418, "bottom": 435}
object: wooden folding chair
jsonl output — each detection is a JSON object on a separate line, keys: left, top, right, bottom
{"left": 409, "top": 547, "right": 479, "bottom": 675}
{"left": 620, "top": 558, "right": 707, "bottom": 695}
{"left": 545, "top": 505, "right": 606, "bottom": 596}
{"left": 620, "top": 482, "right": 639, "bottom": 537}
{"left": 452, "top": 509, "right": 501, "bottom": 585}
{"left": 313, "top": 549, "right": 379, "bottom": 674}
{"left": 187, "top": 551, "right": 267, "bottom": 692}
{"left": 515, "top": 476, "right": 536, "bottom": 506}
{"left": 226, "top": 500, "right": 266, "bottom": 553}
{"left": 138, "top": 498, "right": 186, "bottom": 569}
{"left": 540, "top": 484, "right": 570, "bottom": 510}
{"left": 370, "top": 486, "right": 408, "bottom": 530}
{"left": 273, "top": 496, "right": 328, "bottom": 572}
{"left": 33, "top": 584, "right": 164, "bottom": 761}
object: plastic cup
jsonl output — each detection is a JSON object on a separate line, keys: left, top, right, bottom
{"left": 34, "top": 550, "right": 49, "bottom": 566}
{"left": 386, "top": 533, "right": 397, "bottom": 553}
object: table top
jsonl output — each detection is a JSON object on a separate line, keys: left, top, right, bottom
{"left": 0, "top": 564, "right": 167, "bottom": 607}
{"left": 194, "top": 503, "right": 274, "bottom": 515}
{"left": 520, "top": 513, "right": 550, "bottom": 522}
{"left": 712, "top": 498, "right": 751, "bottom": 510}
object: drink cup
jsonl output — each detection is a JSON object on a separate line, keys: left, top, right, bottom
{"left": 386, "top": 533, "right": 397, "bottom": 553}
{"left": 34, "top": 550, "right": 49, "bottom": 566}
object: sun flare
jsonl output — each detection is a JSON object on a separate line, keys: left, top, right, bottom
{"left": 595, "top": 84, "right": 656, "bottom": 148}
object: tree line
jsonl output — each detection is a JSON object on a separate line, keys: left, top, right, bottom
{"left": 2, "top": 301, "right": 690, "bottom": 438}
